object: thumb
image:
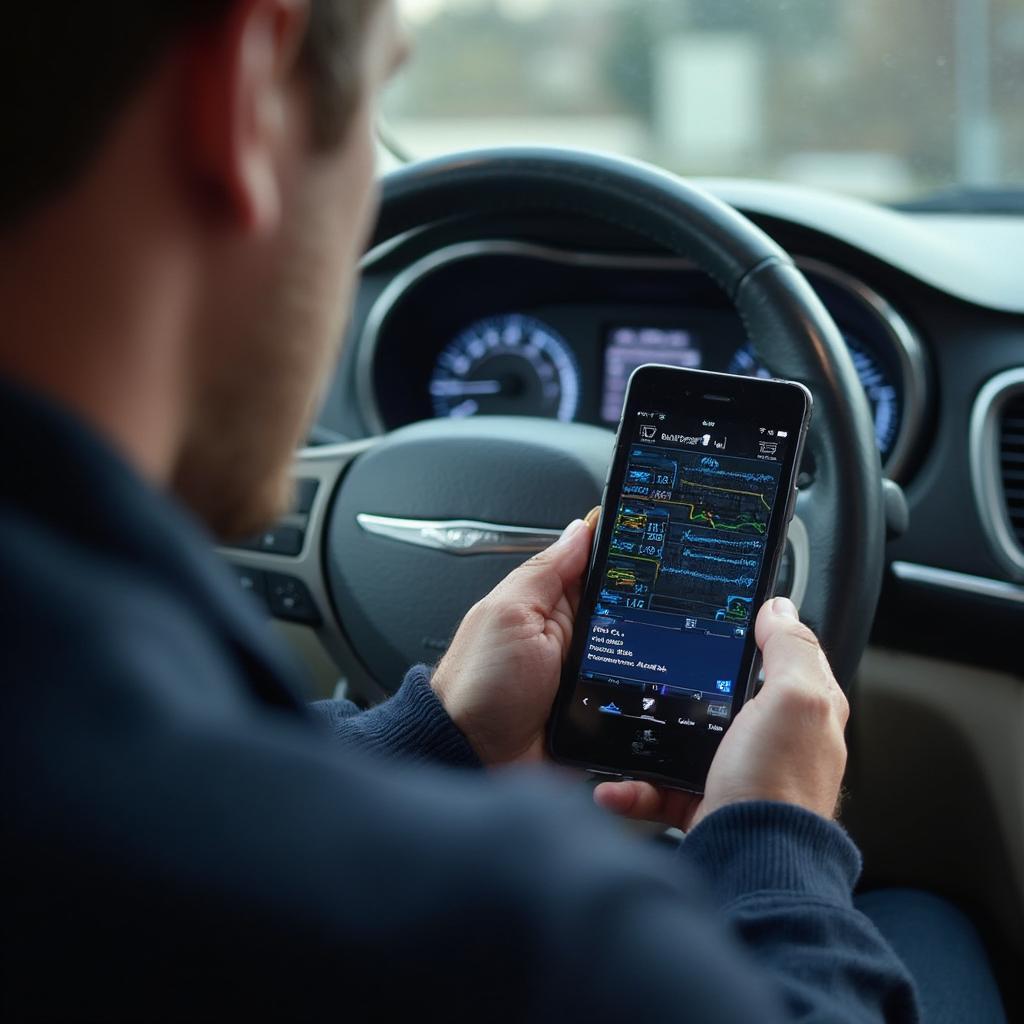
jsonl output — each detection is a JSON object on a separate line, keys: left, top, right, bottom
{"left": 490, "top": 511, "right": 597, "bottom": 611}
{"left": 539, "top": 505, "right": 600, "bottom": 580}
{"left": 754, "top": 596, "right": 824, "bottom": 681}
{"left": 530, "top": 514, "right": 593, "bottom": 583}
{"left": 754, "top": 597, "right": 845, "bottom": 719}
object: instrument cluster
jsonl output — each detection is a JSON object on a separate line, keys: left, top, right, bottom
{"left": 362, "top": 242, "right": 927, "bottom": 480}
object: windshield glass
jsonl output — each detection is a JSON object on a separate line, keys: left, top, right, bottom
{"left": 384, "top": 0, "right": 1023, "bottom": 203}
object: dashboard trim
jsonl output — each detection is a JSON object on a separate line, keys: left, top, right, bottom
{"left": 891, "top": 561, "right": 1024, "bottom": 605}
{"left": 356, "top": 239, "right": 927, "bottom": 481}
{"left": 969, "top": 367, "right": 1024, "bottom": 580}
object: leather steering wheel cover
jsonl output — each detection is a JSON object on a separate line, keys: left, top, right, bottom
{"left": 735, "top": 260, "right": 886, "bottom": 682}
{"left": 365, "top": 147, "right": 884, "bottom": 686}
{"left": 374, "top": 149, "right": 787, "bottom": 298}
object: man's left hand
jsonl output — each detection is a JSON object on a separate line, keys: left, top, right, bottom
{"left": 430, "top": 509, "right": 598, "bottom": 766}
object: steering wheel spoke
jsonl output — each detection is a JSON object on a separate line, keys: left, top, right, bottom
{"left": 219, "top": 437, "right": 388, "bottom": 701}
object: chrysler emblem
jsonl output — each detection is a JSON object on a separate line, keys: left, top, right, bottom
{"left": 356, "top": 514, "right": 561, "bottom": 556}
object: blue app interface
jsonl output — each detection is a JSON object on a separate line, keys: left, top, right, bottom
{"left": 572, "top": 410, "right": 787, "bottom": 754}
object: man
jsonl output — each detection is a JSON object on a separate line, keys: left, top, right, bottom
{"left": 0, "top": 2, "right": 1002, "bottom": 1021}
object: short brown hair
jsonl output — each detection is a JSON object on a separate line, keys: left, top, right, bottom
{"left": 0, "top": 1, "right": 378, "bottom": 230}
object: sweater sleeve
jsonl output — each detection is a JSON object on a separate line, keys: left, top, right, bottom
{"left": 308, "top": 663, "right": 480, "bottom": 768}
{"left": 681, "top": 802, "right": 920, "bottom": 1023}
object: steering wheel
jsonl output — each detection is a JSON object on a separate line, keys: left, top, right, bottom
{"left": 278, "top": 149, "right": 885, "bottom": 701}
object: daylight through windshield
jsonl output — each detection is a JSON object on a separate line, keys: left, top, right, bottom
{"left": 385, "top": 0, "right": 1023, "bottom": 202}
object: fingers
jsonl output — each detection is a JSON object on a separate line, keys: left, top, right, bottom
{"left": 593, "top": 780, "right": 701, "bottom": 830}
{"left": 754, "top": 597, "right": 847, "bottom": 723}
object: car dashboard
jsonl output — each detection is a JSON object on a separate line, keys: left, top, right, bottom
{"left": 315, "top": 181, "right": 1022, "bottom": 677}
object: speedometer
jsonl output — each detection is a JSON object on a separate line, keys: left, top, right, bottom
{"left": 727, "top": 334, "right": 902, "bottom": 465}
{"left": 430, "top": 313, "right": 581, "bottom": 421}
{"left": 845, "top": 332, "right": 901, "bottom": 462}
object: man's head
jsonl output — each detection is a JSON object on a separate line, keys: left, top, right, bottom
{"left": 0, "top": 0, "right": 407, "bottom": 538}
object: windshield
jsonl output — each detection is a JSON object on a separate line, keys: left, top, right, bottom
{"left": 384, "top": 0, "right": 1023, "bottom": 204}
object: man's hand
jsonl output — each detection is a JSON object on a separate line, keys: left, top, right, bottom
{"left": 594, "top": 597, "right": 849, "bottom": 828}
{"left": 430, "top": 510, "right": 598, "bottom": 766}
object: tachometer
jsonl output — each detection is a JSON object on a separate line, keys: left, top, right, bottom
{"left": 430, "top": 314, "right": 581, "bottom": 421}
{"left": 727, "top": 332, "right": 902, "bottom": 465}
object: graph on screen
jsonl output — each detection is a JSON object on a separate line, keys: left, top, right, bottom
{"left": 600, "top": 445, "right": 780, "bottom": 623}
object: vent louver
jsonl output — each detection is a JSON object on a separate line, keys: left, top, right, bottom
{"left": 971, "top": 369, "right": 1024, "bottom": 580}
{"left": 1000, "top": 394, "right": 1024, "bottom": 551}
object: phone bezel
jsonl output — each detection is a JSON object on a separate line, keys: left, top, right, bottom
{"left": 547, "top": 364, "right": 812, "bottom": 794}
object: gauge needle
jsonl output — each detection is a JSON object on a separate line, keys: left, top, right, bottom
{"left": 430, "top": 379, "right": 504, "bottom": 397}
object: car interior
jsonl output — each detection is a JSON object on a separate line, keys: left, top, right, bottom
{"left": 221, "top": 0, "right": 1023, "bottom": 1014}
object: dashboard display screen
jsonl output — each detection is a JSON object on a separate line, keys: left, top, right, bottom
{"left": 602, "top": 327, "right": 702, "bottom": 422}
{"left": 600, "top": 319, "right": 903, "bottom": 467}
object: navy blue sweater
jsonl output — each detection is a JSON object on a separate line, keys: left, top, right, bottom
{"left": 1, "top": 378, "right": 918, "bottom": 1022}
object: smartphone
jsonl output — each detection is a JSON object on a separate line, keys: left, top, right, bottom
{"left": 548, "top": 364, "right": 812, "bottom": 793}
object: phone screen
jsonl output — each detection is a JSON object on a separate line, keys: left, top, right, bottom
{"left": 549, "top": 365, "right": 810, "bottom": 792}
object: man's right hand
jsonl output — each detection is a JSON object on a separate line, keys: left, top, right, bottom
{"left": 594, "top": 597, "right": 849, "bottom": 830}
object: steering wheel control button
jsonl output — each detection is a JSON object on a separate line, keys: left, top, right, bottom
{"left": 293, "top": 478, "right": 319, "bottom": 515}
{"left": 265, "top": 573, "right": 321, "bottom": 626}
{"left": 232, "top": 565, "right": 267, "bottom": 606}
{"left": 236, "top": 525, "right": 305, "bottom": 557}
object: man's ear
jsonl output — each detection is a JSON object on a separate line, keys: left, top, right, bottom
{"left": 185, "top": 0, "right": 311, "bottom": 234}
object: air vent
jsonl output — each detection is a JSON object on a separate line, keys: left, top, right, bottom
{"left": 971, "top": 368, "right": 1024, "bottom": 580}
{"left": 1001, "top": 394, "right": 1024, "bottom": 549}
